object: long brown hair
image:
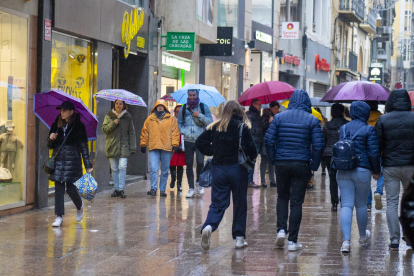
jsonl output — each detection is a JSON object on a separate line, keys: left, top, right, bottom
{"left": 57, "top": 112, "right": 77, "bottom": 128}
{"left": 207, "top": 100, "right": 251, "bottom": 132}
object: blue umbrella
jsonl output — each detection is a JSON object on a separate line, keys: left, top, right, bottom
{"left": 172, "top": 84, "right": 226, "bottom": 107}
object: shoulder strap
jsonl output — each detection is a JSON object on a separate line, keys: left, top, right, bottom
{"left": 238, "top": 123, "right": 244, "bottom": 149}
{"left": 53, "top": 126, "right": 75, "bottom": 157}
{"left": 200, "top": 103, "right": 205, "bottom": 114}
{"left": 181, "top": 104, "right": 186, "bottom": 123}
{"left": 351, "top": 125, "right": 365, "bottom": 140}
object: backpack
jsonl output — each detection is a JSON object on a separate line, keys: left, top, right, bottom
{"left": 331, "top": 126, "right": 365, "bottom": 170}
{"left": 181, "top": 103, "right": 205, "bottom": 124}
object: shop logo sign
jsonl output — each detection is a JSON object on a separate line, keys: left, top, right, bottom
{"left": 200, "top": 27, "right": 233, "bottom": 56}
{"left": 122, "top": 7, "right": 145, "bottom": 58}
{"left": 368, "top": 67, "right": 383, "bottom": 83}
{"left": 77, "top": 54, "right": 86, "bottom": 63}
{"left": 58, "top": 77, "right": 66, "bottom": 86}
{"left": 279, "top": 50, "right": 300, "bottom": 66}
{"left": 281, "top": 22, "right": 299, "bottom": 39}
{"left": 255, "top": 31, "right": 272, "bottom": 44}
{"left": 315, "top": 54, "right": 330, "bottom": 72}
{"left": 76, "top": 77, "right": 85, "bottom": 87}
{"left": 162, "top": 54, "right": 191, "bottom": 71}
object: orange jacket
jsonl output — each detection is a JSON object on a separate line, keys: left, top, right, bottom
{"left": 140, "top": 100, "right": 180, "bottom": 151}
{"left": 368, "top": 110, "right": 382, "bottom": 127}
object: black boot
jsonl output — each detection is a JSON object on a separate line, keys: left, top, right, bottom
{"left": 119, "top": 190, "right": 126, "bottom": 198}
{"left": 170, "top": 179, "right": 176, "bottom": 189}
{"left": 111, "top": 190, "right": 119, "bottom": 197}
{"left": 177, "top": 181, "right": 182, "bottom": 191}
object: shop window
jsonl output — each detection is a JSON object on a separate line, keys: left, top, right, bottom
{"left": 0, "top": 12, "right": 28, "bottom": 207}
{"left": 196, "top": 0, "right": 214, "bottom": 26}
{"left": 252, "top": 0, "right": 273, "bottom": 27}
{"left": 262, "top": 52, "right": 272, "bottom": 82}
{"left": 218, "top": 0, "right": 239, "bottom": 38}
{"left": 50, "top": 32, "right": 96, "bottom": 187}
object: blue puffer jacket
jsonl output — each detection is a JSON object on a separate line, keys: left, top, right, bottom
{"left": 264, "top": 90, "right": 325, "bottom": 171}
{"left": 338, "top": 101, "right": 381, "bottom": 174}
{"left": 177, "top": 102, "right": 213, "bottom": 142}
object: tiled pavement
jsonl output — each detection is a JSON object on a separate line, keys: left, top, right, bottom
{"left": 0, "top": 165, "right": 413, "bottom": 275}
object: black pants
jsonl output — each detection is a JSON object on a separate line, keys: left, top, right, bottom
{"left": 324, "top": 156, "right": 339, "bottom": 204}
{"left": 321, "top": 158, "right": 326, "bottom": 172}
{"left": 201, "top": 164, "right": 249, "bottom": 239}
{"left": 55, "top": 181, "right": 83, "bottom": 217}
{"left": 170, "top": 166, "right": 184, "bottom": 183}
{"left": 275, "top": 161, "right": 312, "bottom": 243}
{"left": 184, "top": 141, "right": 204, "bottom": 189}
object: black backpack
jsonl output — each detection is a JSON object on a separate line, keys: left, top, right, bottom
{"left": 331, "top": 126, "right": 365, "bottom": 170}
{"left": 181, "top": 103, "right": 205, "bottom": 123}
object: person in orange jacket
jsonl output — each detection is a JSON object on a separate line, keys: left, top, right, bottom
{"left": 140, "top": 100, "right": 180, "bottom": 197}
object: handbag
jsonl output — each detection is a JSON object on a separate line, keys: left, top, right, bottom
{"left": 42, "top": 126, "right": 74, "bottom": 174}
{"left": 74, "top": 172, "right": 98, "bottom": 202}
{"left": 199, "top": 158, "right": 213, "bottom": 188}
{"left": 238, "top": 123, "right": 255, "bottom": 170}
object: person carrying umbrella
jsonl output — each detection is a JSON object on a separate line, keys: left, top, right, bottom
{"left": 102, "top": 99, "right": 137, "bottom": 199}
{"left": 141, "top": 100, "right": 180, "bottom": 197}
{"left": 47, "top": 101, "right": 93, "bottom": 227}
{"left": 177, "top": 89, "right": 213, "bottom": 198}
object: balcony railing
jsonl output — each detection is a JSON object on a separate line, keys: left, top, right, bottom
{"left": 349, "top": 51, "right": 358, "bottom": 72}
{"left": 339, "top": 0, "right": 364, "bottom": 22}
{"left": 367, "top": 8, "right": 377, "bottom": 30}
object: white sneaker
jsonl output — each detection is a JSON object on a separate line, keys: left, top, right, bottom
{"left": 196, "top": 182, "right": 205, "bottom": 195}
{"left": 359, "top": 230, "right": 371, "bottom": 245}
{"left": 235, "top": 237, "right": 248, "bottom": 249}
{"left": 201, "top": 225, "right": 212, "bottom": 250}
{"left": 341, "top": 241, "right": 351, "bottom": 253}
{"left": 275, "top": 230, "right": 286, "bottom": 248}
{"left": 186, "top": 188, "right": 195, "bottom": 198}
{"left": 76, "top": 202, "right": 84, "bottom": 222}
{"left": 288, "top": 241, "right": 303, "bottom": 251}
{"left": 52, "top": 216, "right": 63, "bottom": 227}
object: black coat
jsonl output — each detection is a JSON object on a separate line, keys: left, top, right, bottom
{"left": 47, "top": 114, "right": 92, "bottom": 183}
{"left": 376, "top": 89, "right": 414, "bottom": 167}
{"left": 322, "top": 117, "right": 349, "bottom": 157}
{"left": 246, "top": 106, "right": 263, "bottom": 144}
{"left": 195, "top": 116, "right": 258, "bottom": 166}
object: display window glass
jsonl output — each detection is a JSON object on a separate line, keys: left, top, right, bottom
{"left": 0, "top": 12, "right": 28, "bottom": 207}
{"left": 218, "top": 0, "right": 239, "bottom": 38}
{"left": 49, "top": 32, "right": 95, "bottom": 188}
{"left": 252, "top": 0, "right": 273, "bottom": 27}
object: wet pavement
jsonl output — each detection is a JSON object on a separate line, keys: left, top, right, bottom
{"left": 0, "top": 165, "right": 413, "bottom": 276}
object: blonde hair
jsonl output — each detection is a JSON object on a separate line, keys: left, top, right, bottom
{"left": 207, "top": 100, "right": 251, "bottom": 132}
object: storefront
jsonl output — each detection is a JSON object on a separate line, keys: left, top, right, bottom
{"left": 0, "top": 4, "right": 37, "bottom": 215}
{"left": 278, "top": 49, "right": 303, "bottom": 88}
{"left": 250, "top": 21, "right": 274, "bottom": 86}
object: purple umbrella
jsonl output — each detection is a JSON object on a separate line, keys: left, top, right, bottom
{"left": 33, "top": 90, "right": 98, "bottom": 140}
{"left": 321, "top": 81, "right": 391, "bottom": 103}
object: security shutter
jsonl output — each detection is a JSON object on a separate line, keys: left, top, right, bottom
{"left": 313, "top": 83, "right": 327, "bottom": 97}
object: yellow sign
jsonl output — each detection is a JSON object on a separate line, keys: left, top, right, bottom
{"left": 121, "top": 7, "right": 145, "bottom": 58}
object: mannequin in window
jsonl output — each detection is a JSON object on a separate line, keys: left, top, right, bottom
{"left": 0, "top": 121, "right": 24, "bottom": 175}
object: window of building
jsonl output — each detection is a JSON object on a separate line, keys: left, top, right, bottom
{"left": 120, "top": 0, "right": 143, "bottom": 6}
{"left": 279, "top": 0, "right": 302, "bottom": 24}
{"left": 218, "top": 0, "right": 239, "bottom": 37}
{"left": 196, "top": 0, "right": 214, "bottom": 26}
{"left": 404, "top": 10, "right": 412, "bottom": 31}
{"left": 252, "top": 0, "right": 272, "bottom": 27}
{"left": 0, "top": 11, "right": 28, "bottom": 207}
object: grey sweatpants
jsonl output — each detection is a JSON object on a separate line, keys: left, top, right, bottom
{"left": 383, "top": 166, "right": 414, "bottom": 243}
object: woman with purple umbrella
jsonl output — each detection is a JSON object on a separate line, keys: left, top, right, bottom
{"left": 48, "top": 101, "right": 93, "bottom": 227}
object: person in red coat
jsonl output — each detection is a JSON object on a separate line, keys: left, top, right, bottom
{"left": 170, "top": 105, "right": 186, "bottom": 191}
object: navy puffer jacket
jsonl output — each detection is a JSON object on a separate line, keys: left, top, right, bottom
{"left": 338, "top": 101, "right": 381, "bottom": 174}
{"left": 264, "top": 90, "right": 325, "bottom": 171}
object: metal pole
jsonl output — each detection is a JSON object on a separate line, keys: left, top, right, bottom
{"left": 286, "top": 0, "right": 291, "bottom": 21}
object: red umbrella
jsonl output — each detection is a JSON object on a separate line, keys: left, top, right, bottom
{"left": 238, "top": 81, "right": 295, "bottom": 106}
{"left": 160, "top": 94, "right": 176, "bottom": 102}
{"left": 408, "top": 91, "right": 414, "bottom": 108}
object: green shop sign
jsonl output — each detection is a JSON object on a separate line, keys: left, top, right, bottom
{"left": 161, "top": 32, "right": 195, "bottom": 52}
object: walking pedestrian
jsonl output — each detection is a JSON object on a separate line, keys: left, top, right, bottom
{"left": 265, "top": 90, "right": 324, "bottom": 251}
{"left": 400, "top": 174, "right": 414, "bottom": 247}
{"left": 47, "top": 101, "right": 93, "bottom": 227}
{"left": 141, "top": 100, "right": 180, "bottom": 197}
{"left": 375, "top": 89, "right": 414, "bottom": 251}
{"left": 102, "top": 100, "right": 137, "bottom": 198}
{"left": 366, "top": 101, "right": 383, "bottom": 211}
{"left": 336, "top": 101, "right": 381, "bottom": 253}
{"left": 177, "top": 89, "right": 213, "bottom": 198}
{"left": 196, "top": 100, "right": 257, "bottom": 250}
{"left": 322, "top": 103, "right": 348, "bottom": 211}
{"left": 246, "top": 98, "right": 263, "bottom": 188}
{"left": 170, "top": 105, "right": 186, "bottom": 191}
{"left": 260, "top": 102, "right": 279, "bottom": 188}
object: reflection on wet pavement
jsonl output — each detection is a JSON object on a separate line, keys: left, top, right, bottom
{"left": 0, "top": 167, "right": 413, "bottom": 275}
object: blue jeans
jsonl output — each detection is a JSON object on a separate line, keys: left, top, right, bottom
{"left": 367, "top": 173, "right": 384, "bottom": 204}
{"left": 248, "top": 143, "right": 262, "bottom": 183}
{"left": 109, "top": 158, "right": 128, "bottom": 191}
{"left": 149, "top": 150, "right": 173, "bottom": 191}
{"left": 337, "top": 167, "right": 371, "bottom": 240}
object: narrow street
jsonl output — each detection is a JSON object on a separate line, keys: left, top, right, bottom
{"left": 0, "top": 167, "right": 412, "bottom": 276}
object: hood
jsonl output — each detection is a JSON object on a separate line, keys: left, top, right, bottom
{"left": 385, "top": 89, "right": 411, "bottom": 113}
{"left": 350, "top": 101, "right": 370, "bottom": 122}
{"left": 368, "top": 110, "right": 382, "bottom": 126}
{"left": 287, "top": 90, "right": 312, "bottom": 113}
{"left": 151, "top": 100, "right": 170, "bottom": 114}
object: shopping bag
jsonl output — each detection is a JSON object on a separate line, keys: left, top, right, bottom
{"left": 199, "top": 158, "right": 212, "bottom": 188}
{"left": 74, "top": 172, "right": 98, "bottom": 202}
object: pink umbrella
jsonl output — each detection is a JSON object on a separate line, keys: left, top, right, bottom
{"left": 238, "top": 81, "right": 295, "bottom": 106}
{"left": 160, "top": 94, "right": 176, "bottom": 102}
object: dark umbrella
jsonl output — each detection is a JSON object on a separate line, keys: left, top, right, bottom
{"left": 321, "top": 81, "right": 391, "bottom": 103}
{"left": 238, "top": 81, "right": 295, "bottom": 106}
{"left": 160, "top": 94, "right": 176, "bottom": 102}
{"left": 33, "top": 90, "right": 98, "bottom": 140}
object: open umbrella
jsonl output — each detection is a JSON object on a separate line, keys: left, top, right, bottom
{"left": 280, "top": 100, "right": 323, "bottom": 121}
{"left": 408, "top": 91, "right": 414, "bottom": 109}
{"left": 172, "top": 84, "right": 226, "bottom": 107}
{"left": 160, "top": 94, "right": 176, "bottom": 102}
{"left": 33, "top": 90, "right": 98, "bottom": 140}
{"left": 321, "top": 81, "right": 391, "bottom": 103}
{"left": 94, "top": 89, "right": 147, "bottom": 106}
{"left": 238, "top": 81, "right": 295, "bottom": 106}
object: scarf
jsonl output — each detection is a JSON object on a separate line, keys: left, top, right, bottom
{"left": 112, "top": 109, "right": 127, "bottom": 119}
{"left": 187, "top": 98, "right": 200, "bottom": 109}
{"left": 154, "top": 110, "right": 166, "bottom": 120}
